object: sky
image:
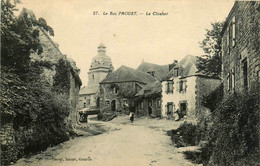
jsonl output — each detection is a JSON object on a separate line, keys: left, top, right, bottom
{"left": 17, "top": 0, "right": 234, "bottom": 86}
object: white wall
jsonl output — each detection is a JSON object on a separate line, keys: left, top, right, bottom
{"left": 161, "top": 76, "right": 196, "bottom": 118}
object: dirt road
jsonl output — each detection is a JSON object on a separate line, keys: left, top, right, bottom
{"left": 13, "top": 116, "right": 199, "bottom": 166}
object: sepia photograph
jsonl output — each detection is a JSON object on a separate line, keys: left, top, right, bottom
{"left": 1, "top": 0, "right": 259, "bottom": 165}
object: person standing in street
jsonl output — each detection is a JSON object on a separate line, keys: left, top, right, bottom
{"left": 129, "top": 102, "right": 135, "bottom": 123}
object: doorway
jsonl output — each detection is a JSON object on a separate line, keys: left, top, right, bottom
{"left": 167, "top": 102, "right": 174, "bottom": 118}
{"left": 148, "top": 100, "right": 152, "bottom": 115}
{"left": 96, "top": 97, "right": 100, "bottom": 107}
{"left": 180, "top": 102, "right": 187, "bottom": 118}
{"left": 111, "top": 100, "right": 116, "bottom": 111}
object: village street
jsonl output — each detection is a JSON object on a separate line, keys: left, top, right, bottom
{"left": 13, "top": 116, "right": 200, "bottom": 166}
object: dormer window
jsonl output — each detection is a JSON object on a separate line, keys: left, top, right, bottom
{"left": 147, "top": 71, "right": 155, "bottom": 77}
{"left": 174, "top": 68, "right": 179, "bottom": 77}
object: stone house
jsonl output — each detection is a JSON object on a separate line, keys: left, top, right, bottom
{"left": 221, "top": 1, "right": 260, "bottom": 96}
{"left": 135, "top": 81, "right": 162, "bottom": 117}
{"left": 161, "top": 55, "right": 221, "bottom": 119}
{"left": 78, "top": 44, "right": 114, "bottom": 109}
{"left": 99, "top": 65, "right": 157, "bottom": 113}
{"left": 134, "top": 61, "right": 177, "bottom": 117}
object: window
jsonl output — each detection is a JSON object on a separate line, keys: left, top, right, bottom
{"left": 113, "top": 86, "right": 118, "bottom": 94}
{"left": 174, "top": 68, "right": 179, "bottom": 77}
{"left": 227, "top": 28, "right": 230, "bottom": 53}
{"left": 227, "top": 73, "right": 231, "bottom": 91}
{"left": 231, "top": 68, "right": 235, "bottom": 90}
{"left": 227, "top": 16, "right": 236, "bottom": 51}
{"left": 165, "top": 81, "right": 174, "bottom": 94}
{"left": 232, "top": 16, "right": 236, "bottom": 47}
{"left": 242, "top": 58, "right": 248, "bottom": 89}
{"left": 157, "top": 99, "right": 161, "bottom": 108}
{"left": 147, "top": 71, "right": 155, "bottom": 77}
{"left": 105, "top": 100, "right": 110, "bottom": 106}
{"left": 179, "top": 80, "right": 187, "bottom": 93}
{"left": 179, "top": 80, "right": 184, "bottom": 92}
{"left": 83, "top": 102, "right": 86, "bottom": 108}
{"left": 229, "top": 24, "right": 232, "bottom": 51}
{"left": 92, "top": 74, "right": 94, "bottom": 80}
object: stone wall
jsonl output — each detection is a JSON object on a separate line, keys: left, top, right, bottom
{"left": 68, "top": 69, "right": 81, "bottom": 126}
{"left": 0, "top": 123, "right": 15, "bottom": 146}
{"left": 222, "top": 1, "right": 260, "bottom": 96}
{"left": 99, "top": 82, "right": 143, "bottom": 113}
{"left": 195, "top": 76, "right": 221, "bottom": 119}
{"left": 135, "top": 97, "right": 161, "bottom": 117}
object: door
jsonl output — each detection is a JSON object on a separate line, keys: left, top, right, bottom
{"left": 167, "top": 102, "right": 173, "bottom": 116}
{"left": 148, "top": 100, "right": 152, "bottom": 115}
{"left": 111, "top": 100, "right": 116, "bottom": 111}
{"left": 180, "top": 103, "right": 187, "bottom": 118}
{"left": 96, "top": 97, "right": 100, "bottom": 107}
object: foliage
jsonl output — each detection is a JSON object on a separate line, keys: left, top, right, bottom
{"left": 167, "top": 123, "right": 204, "bottom": 147}
{"left": 53, "top": 58, "right": 71, "bottom": 94}
{"left": 1, "top": 64, "right": 73, "bottom": 165}
{"left": 173, "top": 86, "right": 260, "bottom": 165}
{"left": 0, "top": 1, "right": 75, "bottom": 165}
{"left": 1, "top": 0, "right": 54, "bottom": 73}
{"left": 197, "top": 22, "right": 223, "bottom": 78}
{"left": 183, "top": 151, "right": 203, "bottom": 164}
{"left": 206, "top": 90, "right": 259, "bottom": 166}
{"left": 97, "top": 113, "right": 103, "bottom": 120}
{"left": 202, "top": 83, "right": 224, "bottom": 112}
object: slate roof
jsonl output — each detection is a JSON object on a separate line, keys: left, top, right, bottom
{"left": 100, "top": 65, "right": 157, "bottom": 84}
{"left": 136, "top": 61, "right": 170, "bottom": 81}
{"left": 162, "top": 55, "right": 201, "bottom": 80}
{"left": 135, "top": 81, "right": 162, "bottom": 97}
{"left": 79, "top": 85, "right": 98, "bottom": 95}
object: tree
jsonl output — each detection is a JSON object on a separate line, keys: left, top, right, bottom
{"left": 1, "top": 0, "right": 54, "bottom": 73}
{"left": 197, "top": 22, "right": 223, "bottom": 78}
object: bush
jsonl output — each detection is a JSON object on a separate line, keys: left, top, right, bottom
{"left": 202, "top": 83, "right": 223, "bottom": 112}
{"left": 167, "top": 123, "right": 205, "bottom": 147}
{"left": 207, "top": 90, "right": 260, "bottom": 166}
{"left": 183, "top": 151, "right": 202, "bottom": 164}
{"left": 97, "top": 113, "right": 103, "bottom": 120}
{"left": 1, "top": 64, "right": 74, "bottom": 165}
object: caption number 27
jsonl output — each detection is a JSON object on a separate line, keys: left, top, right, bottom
{"left": 93, "top": 11, "right": 99, "bottom": 15}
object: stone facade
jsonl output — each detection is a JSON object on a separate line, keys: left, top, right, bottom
{"left": 195, "top": 76, "right": 222, "bottom": 118}
{"left": 135, "top": 97, "right": 161, "bottom": 117}
{"left": 99, "top": 81, "right": 144, "bottom": 113}
{"left": 34, "top": 26, "right": 82, "bottom": 125}
{"left": 221, "top": 1, "right": 260, "bottom": 96}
